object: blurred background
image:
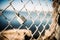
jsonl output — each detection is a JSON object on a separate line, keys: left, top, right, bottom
{"left": 0, "top": 0, "right": 53, "bottom": 39}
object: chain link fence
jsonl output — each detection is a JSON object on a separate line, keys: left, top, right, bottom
{"left": 0, "top": 0, "right": 59, "bottom": 40}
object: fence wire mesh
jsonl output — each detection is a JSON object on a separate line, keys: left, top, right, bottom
{"left": 0, "top": 0, "right": 59, "bottom": 40}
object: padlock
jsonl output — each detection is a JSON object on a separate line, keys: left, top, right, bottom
{"left": 16, "top": 14, "right": 26, "bottom": 24}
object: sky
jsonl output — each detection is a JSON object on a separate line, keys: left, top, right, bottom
{"left": 0, "top": 0, "right": 53, "bottom": 12}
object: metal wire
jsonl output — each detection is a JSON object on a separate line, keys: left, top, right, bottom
{"left": 0, "top": 0, "right": 57, "bottom": 40}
